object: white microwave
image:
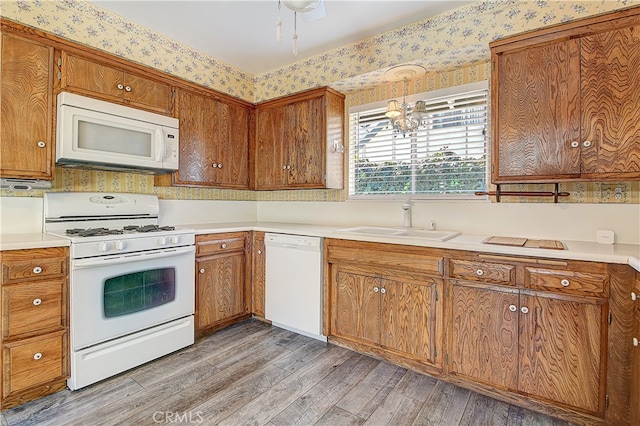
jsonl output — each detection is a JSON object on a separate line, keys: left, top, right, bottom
{"left": 56, "top": 92, "right": 179, "bottom": 173}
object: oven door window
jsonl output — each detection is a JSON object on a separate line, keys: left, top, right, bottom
{"left": 104, "top": 268, "right": 176, "bottom": 318}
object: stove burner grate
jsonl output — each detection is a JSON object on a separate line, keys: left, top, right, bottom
{"left": 66, "top": 228, "right": 124, "bottom": 237}
{"left": 124, "top": 225, "right": 176, "bottom": 233}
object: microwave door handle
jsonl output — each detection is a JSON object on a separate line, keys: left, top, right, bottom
{"left": 155, "top": 129, "right": 165, "bottom": 162}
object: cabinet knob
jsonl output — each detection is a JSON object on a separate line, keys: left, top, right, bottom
{"left": 509, "top": 304, "right": 517, "bottom": 312}
{"left": 287, "top": 165, "right": 291, "bottom": 170}
{"left": 373, "top": 286, "right": 379, "bottom": 293}
{"left": 583, "top": 140, "right": 592, "bottom": 147}
{"left": 476, "top": 269, "right": 484, "bottom": 276}
{"left": 33, "top": 266, "right": 43, "bottom": 274}
{"left": 125, "top": 86, "right": 132, "bottom": 92}
{"left": 37, "top": 141, "right": 46, "bottom": 148}
{"left": 33, "top": 298, "right": 42, "bottom": 306}
{"left": 221, "top": 243, "right": 227, "bottom": 249}
{"left": 117, "top": 84, "right": 124, "bottom": 90}
{"left": 560, "top": 279, "right": 570, "bottom": 287}
{"left": 520, "top": 306, "right": 529, "bottom": 314}
{"left": 632, "top": 292, "right": 637, "bottom": 301}
{"left": 257, "top": 250, "right": 262, "bottom": 255}
{"left": 634, "top": 337, "right": 639, "bottom": 347}
{"left": 380, "top": 288, "right": 386, "bottom": 294}
{"left": 218, "top": 163, "right": 223, "bottom": 169}
{"left": 33, "top": 352, "right": 43, "bottom": 360}
{"left": 199, "top": 268, "right": 205, "bottom": 273}
{"left": 212, "top": 163, "right": 218, "bottom": 168}
{"left": 282, "top": 165, "right": 287, "bottom": 170}
{"left": 570, "top": 141, "right": 579, "bottom": 148}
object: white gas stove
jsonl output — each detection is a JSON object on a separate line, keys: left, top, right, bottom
{"left": 43, "top": 192, "right": 195, "bottom": 390}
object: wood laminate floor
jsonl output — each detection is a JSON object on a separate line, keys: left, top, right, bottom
{"left": 1, "top": 320, "right": 574, "bottom": 426}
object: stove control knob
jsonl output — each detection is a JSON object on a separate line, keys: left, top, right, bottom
{"left": 170, "top": 236, "right": 180, "bottom": 244}
{"left": 158, "top": 237, "right": 168, "bottom": 246}
{"left": 98, "top": 242, "right": 112, "bottom": 252}
{"left": 115, "top": 241, "right": 127, "bottom": 251}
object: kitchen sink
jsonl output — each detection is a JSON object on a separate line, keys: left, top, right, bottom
{"left": 335, "top": 226, "right": 460, "bottom": 241}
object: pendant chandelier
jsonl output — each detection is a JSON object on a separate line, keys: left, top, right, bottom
{"left": 384, "top": 65, "right": 428, "bottom": 136}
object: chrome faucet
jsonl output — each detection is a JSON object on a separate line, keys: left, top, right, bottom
{"left": 402, "top": 201, "right": 411, "bottom": 228}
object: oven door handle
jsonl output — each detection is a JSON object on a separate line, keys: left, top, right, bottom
{"left": 72, "top": 246, "right": 195, "bottom": 268}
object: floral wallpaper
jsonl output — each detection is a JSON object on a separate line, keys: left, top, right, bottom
{"left": 1, "top": 0, "right": 639, "bottom": 203}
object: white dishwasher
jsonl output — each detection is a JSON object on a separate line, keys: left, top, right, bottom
{"left": 264, "top": 233, "right": 326, "bottom": 342}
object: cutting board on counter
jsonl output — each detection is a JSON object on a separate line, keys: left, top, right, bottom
{"left": 484, "top": 236, "right": 565, "bottom": 250}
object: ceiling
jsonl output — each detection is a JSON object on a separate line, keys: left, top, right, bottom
{"left": 90, "top": 1, "right": 476, "bottom": 75}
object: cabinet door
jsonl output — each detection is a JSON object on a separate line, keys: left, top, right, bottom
{"left": 380, "top": 276, "right": 440, "bottom": 363}
{"left": 286, "top": 97, "right": 324, "bottom": 187}
{"left": 173, "top": 89, "right": 217, "bottom": 185}
{"left": 449, "top": 282, "right": 519, "bottom": 390}
{"left": 493, "top": 39, "right": 581, "bottom": 182}
{"left": 518, "top": 292, "right": 607, "bottom": 415}
{"left": 333, "top": 267, "right": 380, "bottom": 344}
{"left": 580, "top": 25, "right": 640, "bottom": 178}
{"left": 196, "top": 252, "right": 246, "bottom": 331}
{"left": 632, "top": 298, "right": 640, "bottom": 425}
{"left": 251, "top": 232, "right": 266, "bottom": 318}
{"left": 255, "top": 106, "right": 287, "bottom": 188}
{"left": 1, "top": 34, "right": 54, "bottom": 179}
{"left": 214, "top": 101, "right": 250, "bottom": 188}
{"left": 60, "top": 52, "right": 124, "bottom": 102}
{"left": 122, "top": 72, "right": 172, "bottom": 115}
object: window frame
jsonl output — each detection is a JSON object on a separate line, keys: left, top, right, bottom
{"left": 347, "top": 80, "right": 490, "bottom": 201}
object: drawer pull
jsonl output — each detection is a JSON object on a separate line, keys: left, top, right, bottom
{"left": 476, "top": 269, "right": 484, "bottom": 276}
{"left": 33, "top": 298, "right": 42, "bottom": 306}
{"left": 33, "top": 266, "right": 43, "bottom": 274}
{"left": 509, "top": 304, "right": 517, "bottom": 312}
{"left": 633, "top": 337, "right": 639, "bottom": 347}
{"left": 570, "top": 141, "right": 579, "bottom": 148}
{"left": 117, "top": 83, "right": 124, "bottom": 90}
{"left": 257, "top": 250, "right": 262, "bottom": 255}
{"left": 37, "top": 141, "right": 46, "bottom": 148}
{"left": 560, "top": 279, "right": 570, "bottom": 287}
{"left": 33, "top": 352, "right": 43, "bottom": 360}
{"left": 199, "top": 268, "right": 205, "bottom": 274}
{"left": 125, "top": 86, "right": 132, "bottom": 92}
{"left": 520, "top": 306, "right": 529, "bottom": 314}
{"left": 221, "top": 243, "right": 227, "bottom": 249}
{"left": 380, "top": 288, "right": 386, "bottom": 294}
{"left": 373, "top": 286, "right": 379, "bottom": 293}
{"left": 632, "top": 292, "right": 638, "bottom": 301}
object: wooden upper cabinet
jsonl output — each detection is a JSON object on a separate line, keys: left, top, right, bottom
{"left": 491, "top": 8, "right": 640, "bottom": 183}
{"left": 254, "top": 87, "right": 344, "bottom": 190}
{"left": 0, "top": 32, "right": 54, "bottom": 180}
{"left": 155, "top": 88, "right": 250, "bottom": 188}
{"left": 58, "top": 51, "right": 172, "bottom": 115}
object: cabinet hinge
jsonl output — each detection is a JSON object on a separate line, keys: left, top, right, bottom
{"left": 605, "top": 394, "right": 609, "bottom": 409}
{"left": 435, "top": 290, "right": 439, "bottom": 302}
{"left": 608, "top": 310, "right": 612, "bottom": 325}
{"left": 446, "top": 286, "right": 450, "bottom": 297}
{"left": 57, "top": 71, "right": 62, "bottom": 81}
{"left": 434, "top": 346, "right": 438, "bottom": 358}
{"left": 444, "top": 353, "right": 448, "bottom": 365}
{"left": 58, "top": 56, "right": 62, "bottom": 67}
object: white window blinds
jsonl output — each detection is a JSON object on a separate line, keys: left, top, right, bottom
{"left": 349, "top": 81, "right": 488, "bottom": 199}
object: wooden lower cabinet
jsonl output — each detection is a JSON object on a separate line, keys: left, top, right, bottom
{"left": 195, "top": 233, "right": 251, "bottom": 337}
{"left": 327, "top": 239, "right": 444, "bottom": 370}
{"left": 324, "top": 239, "right": 636, "bottom": 425}
{"left": 251, "top": 231, "right": 266, "bottom": 319}
{"left": 449, "top": 281, "right": 607, "bottom": 415}
{"left": 631, "top": 273, "right": 640, "bottom": 425}
{"left": 0, "top": 247, "right": 69, "bottom": 410}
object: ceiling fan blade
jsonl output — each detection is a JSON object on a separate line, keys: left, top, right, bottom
{"left": 302, "top": 0, "right": 326, "bottom": 22}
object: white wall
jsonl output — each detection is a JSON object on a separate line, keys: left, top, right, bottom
{"left": 2, "top": 196, "right": 639, "bottom": 245}
{"left": 257, "top": 200, "right": 640, "bottom": 245}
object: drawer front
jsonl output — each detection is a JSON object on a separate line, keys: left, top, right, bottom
{"left": 2, "top": 280, "right": 65, "bottom": 339}
{"left": 449, "top": 259, "right": 515, "bottom": 285}
{"left": 196, "top": 234, "right": 246, "bottom": 257}
{"left": 2, "top": 256, "right": 66, "bottom": 284}
{"left": 526, "top": 267, "right": 608, "bottom": 296}
{"left": 3, "top": 331, "right": 67, "bottom": 397}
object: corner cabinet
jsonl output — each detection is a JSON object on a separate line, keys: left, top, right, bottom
{"left": 491, "top": 7, "right": 640, "bottom": 183}
{"left": 254, "top": 87, "right": 345, "bottom": 190}
{"left": 0, "top": 247, "right": 69, "bottom": 410}
{"left": 0, "top": 31, "right": 54, "bottom": 180}
{"left": 194, "top": 233, "right": 251, "bottom": 337}
{"left": 155, "top": 88, "right": 251, "bottom": 188}
{"left": 325, "top": 239, "right": 444, "bottom": 372}
{"left": 57, "top": 51, "right": 173, "bottom": 115}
